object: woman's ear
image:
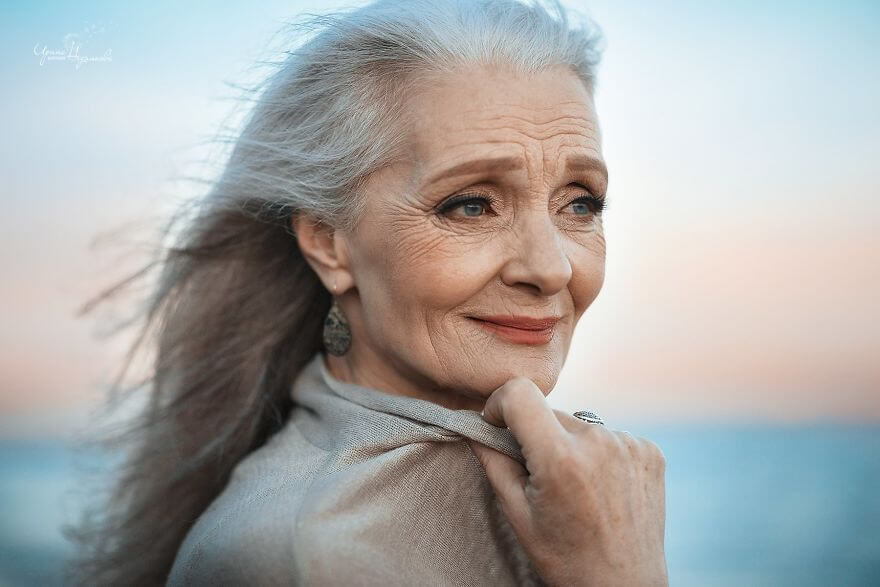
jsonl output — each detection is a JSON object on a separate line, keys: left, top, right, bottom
{"left": 291, "top": 211, "right": 354, "bottom": 294}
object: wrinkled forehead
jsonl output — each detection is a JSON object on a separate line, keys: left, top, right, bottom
{"left": 400, "top": 64, "right": 603, "bottom": 188}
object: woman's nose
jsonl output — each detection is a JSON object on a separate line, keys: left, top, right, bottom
{"left": 499, "top": 211, "right": 572, "bottom": 295}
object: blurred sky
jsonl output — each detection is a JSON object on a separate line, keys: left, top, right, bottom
{"left": 1, "top": 0, "right": 878, "bottom": 437}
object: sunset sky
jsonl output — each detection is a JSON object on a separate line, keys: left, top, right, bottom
{"left": 2, "top": 0, "right": 878, "bottom": 437}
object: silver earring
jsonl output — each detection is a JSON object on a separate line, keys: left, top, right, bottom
{"left": 323, "top": 280, "right": 351, "bottom": 356}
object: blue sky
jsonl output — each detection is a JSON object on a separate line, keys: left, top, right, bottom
{"left": 2, "top": 0, "right": 878, "bottom": 436}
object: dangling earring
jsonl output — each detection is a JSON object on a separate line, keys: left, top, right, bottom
{"left": 323, "top": 278, "right": 351, "bottom": 356}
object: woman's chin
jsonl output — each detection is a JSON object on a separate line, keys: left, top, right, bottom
{"left": 449, "top": 354, "right": 562, "bottom": 397}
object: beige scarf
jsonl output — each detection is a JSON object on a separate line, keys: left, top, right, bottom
{"left": 168, "top": 352, "right": 548, "bottom": 585}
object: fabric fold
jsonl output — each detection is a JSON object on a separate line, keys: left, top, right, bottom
{"left": 311, "top": 354, "right": 528, "bottom": 466}
{"left": 169, "top": 351, "right": 547, "bottom": 586}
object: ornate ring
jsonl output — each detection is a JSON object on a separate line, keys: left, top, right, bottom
{"left": 572, "top": 410, "right": 605, "bottom": 425}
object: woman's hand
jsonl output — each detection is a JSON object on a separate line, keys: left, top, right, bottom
{"left": 467, "top": 377, "right": 668, "bottom": 587}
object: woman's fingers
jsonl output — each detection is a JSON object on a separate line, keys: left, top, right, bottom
{"left": 471, "top": 378, "right": 570, "bottom": 534}
{"left": 479, "top": 376, "right": 568, "bottom": 476}
{"left": 472, "top": 378, "right": 669, "bottom": 586}
{"left": 466, "top": 439, "right": 530, "bottom": 522}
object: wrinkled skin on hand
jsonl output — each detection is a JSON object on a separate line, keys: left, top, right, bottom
{"left": 469, "top": 377, "right": 668, "bottom": 587}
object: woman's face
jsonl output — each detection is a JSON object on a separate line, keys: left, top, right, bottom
{"left": 322, "top": 64, "right": 607, "bottom": 410}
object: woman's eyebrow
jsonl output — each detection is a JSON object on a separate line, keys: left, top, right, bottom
{"left": 424, "top": 156, "right": 525, "bottom": 184}
{"left": 565, "top": 153, "right": 608, "bottom": 183}
{"left": 423, "top": 153, "right": 607, "bottom": 185}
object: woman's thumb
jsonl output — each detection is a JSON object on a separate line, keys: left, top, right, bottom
{"left": 467, "top": 439, "right": 530, "bottom": 513}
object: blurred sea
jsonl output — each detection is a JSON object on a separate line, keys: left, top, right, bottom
{"left": 0, "top": 425, "right": 878, "bottom": 586}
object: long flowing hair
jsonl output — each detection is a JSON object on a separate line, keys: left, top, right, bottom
{"left": 62, "top": 1, "right": 603, "bottom": 584}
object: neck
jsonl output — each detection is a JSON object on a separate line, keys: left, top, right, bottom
{"left": 322, "top": 351, "right": 487, "bottom": 412}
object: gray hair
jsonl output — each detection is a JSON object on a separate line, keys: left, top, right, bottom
{"left": 64, "top": 1, "right": 604, "bottom": 584}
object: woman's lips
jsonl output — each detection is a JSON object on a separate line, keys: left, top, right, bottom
{"left": 468, "top": 316, "right": 558, "bottom": 345}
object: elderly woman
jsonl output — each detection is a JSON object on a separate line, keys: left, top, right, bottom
{"left": 66, "top": 0, "right": 667, "bottom": 585}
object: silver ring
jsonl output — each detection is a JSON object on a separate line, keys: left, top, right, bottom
{"left": 573, "top": 410, "right": 605, "bottom": 425}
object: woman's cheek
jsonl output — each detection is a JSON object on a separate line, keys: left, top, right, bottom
{"left": 568, "top": 247, "right": 605, "bottom": 317}
{"left": 402, "top": 240, "right": 503, "bottom": 307}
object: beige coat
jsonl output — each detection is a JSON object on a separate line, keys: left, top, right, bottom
{"left": 167, "top": 352, "right": 547, "bottom": 585}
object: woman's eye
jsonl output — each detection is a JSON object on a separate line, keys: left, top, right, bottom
{"left": 460, "top": 201, "right": 487, "bottom": 216}
{"left": 566, "top": 195, "right": 607, "bottom": 217}
{"left": 571, "top": 200, "right": 591, "bottom": 215}
{"left": 438, "top": 196, "right": 492, "bottom": 218}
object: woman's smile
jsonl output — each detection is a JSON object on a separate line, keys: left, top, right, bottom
{"left": 467, "top": 315, "right": 559, "bottom": 345}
